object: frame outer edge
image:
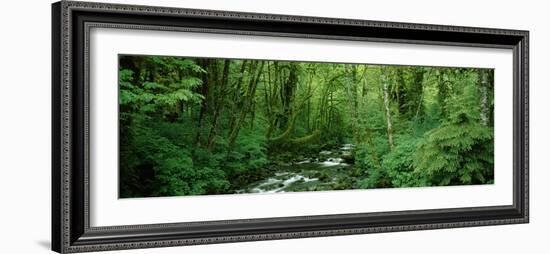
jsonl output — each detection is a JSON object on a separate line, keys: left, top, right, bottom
{"left": 56, "top": 1, "right": 530, "bottom": 253}
{"left": 60, "top": 1, "right": 73, "bottom": 253}
{"left": 523, "top": 31, "right": 529, "bottom": 223}
{"left": 65, "top": 0, "right": 527, "bottom": 36}
{"left": 51, "top": 1, "right": 62, "bottom": 253}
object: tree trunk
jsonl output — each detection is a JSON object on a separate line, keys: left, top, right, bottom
{"left": 228, "top": 61, "right": 264, "bottom": 146}
{"left": 355, "top": 66, "right": 382, "bottom": 171}
{"left": 306, "top": 69, "right": 313, "bottom": 132}
{"left": 227, "top": 60, "right": 249, "bottom": 136}
{"left": 280, "top": 63, "right": 298, "bottom": 129}
{"left": 206, "top": 60, "right": 231, "bottom": 149}
{"left": 194, "top": 59, "right": 211, "bottom": 146}
{"left": 411, "top": 69, "right": 425, "bottom": 130}
{"left": 437, "top": 69, "right": 449, "bottom": 119}
{"left": 381, "top": 67, "right": 394, "bottom": 150}
{"left": 478, "top": 69, "right": 489, "bottom": 126}
{"left": 344, "top": 65, "right": 361, "bottom": 144}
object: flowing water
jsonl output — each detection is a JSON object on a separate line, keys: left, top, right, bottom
{"left": 240, "top": 144, "right": 356, "bottom": 194}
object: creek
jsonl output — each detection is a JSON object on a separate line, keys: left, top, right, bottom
{"left": 239, "top": 144, "right": 356, "bottom": 194}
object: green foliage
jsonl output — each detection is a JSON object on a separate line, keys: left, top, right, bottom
{"left": 120, "top": 122, "right": 229, "bottom": 197}
{"left": 119, "top": 55, "right": 495, "bottom": 197}
{"left": 354, "top": 135, "right": 390, "bottom": 188}
{"left": 413, "top": 76, "right": 494, "bottom": 186}
{"left": 119, "top": 55, "right": 271, "bottom": 197}
{"left": 224, "top": 128, "right": 270, "bottom": 188}
{"left": 354, "top": 67, "right": 494, "bottom": 188}
{"left": 119, "top": 63, "right": 204, "bottom": 113}
{"left": 382, "top": 135, "right": 428, "bottom": 187}
{"left": 414, "top": 122, "right": 493, "bottom": 186}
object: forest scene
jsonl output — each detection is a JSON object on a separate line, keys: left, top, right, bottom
{"left": 119, "top": 54, "right": 494, "bottom": 198}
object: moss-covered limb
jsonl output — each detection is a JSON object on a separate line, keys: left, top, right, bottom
{"left": 268, "top": 92, "right": 315, "bottom": 143}
{"left": 268, "top": 118, "right": 296, "bottom": 144}
{"left": 291, "top": 129, "right": 321, "bottom": 145}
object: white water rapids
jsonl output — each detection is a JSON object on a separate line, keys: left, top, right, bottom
{"left": 243, "top": 144, "right": 355, "bottom": 194}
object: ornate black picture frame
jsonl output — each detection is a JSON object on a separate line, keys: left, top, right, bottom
{"left": 52, "top": 1, "right": 529, "bottom": 253}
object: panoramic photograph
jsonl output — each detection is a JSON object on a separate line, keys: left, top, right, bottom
{"left": 118, "top": 54, "right": 494, "bottom": 198}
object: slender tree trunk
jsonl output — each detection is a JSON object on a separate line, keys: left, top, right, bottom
{"left": 328, "top": 91, "right": 333, "bottom": 130}
{"left": 250, "top": 100, "right": 256, "bottom": 129}
{"left": 280, "top": 63, "right": 298, "bottom": 129}
{"left": 478, "top": 69, "right": 489, "bottom": 126}
{"left": 318, "top": 85, "right": 328, "bottom": 130}
{"left": 381, "top": 67, "right": 394, "bottom": 150}
{"left": 264, "top": 61, "right": 273, "bottom": 117}
{"left": 265, "top": 62, "right": 280, "bottom": 139}
{"left": 412, "top": 69, "right": 425, "bottom": 130}
{"left": 232, "top": 60, "right": 248, "bottom": 102}
{"left": 437, "top": 69, "right": 449, "bottom": 119}
{"left": 354, "top": 67, "right": 382, "bottom": 171}
{"left": 228, "top": 61, "right": 264, "bottom": 146}
{"left": 194, "top": 59, "right": 211, "bottom": 146}
{"left": 364, "top": 124, "right": 382, "bottom": 170}
{"left": 306, "top": 69, "right": 313, "bottom": 132}
{"left": 227, "top": 60, "right": 249, "bottom": 134}
{"left": 413, "top": 92, "right": 424, "bottom": 123}
{"left": 344, "top": 65, "right": 361, "bottom": 144}
{"left": 206, "top": 60, "right": 231, "bottom": 149}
